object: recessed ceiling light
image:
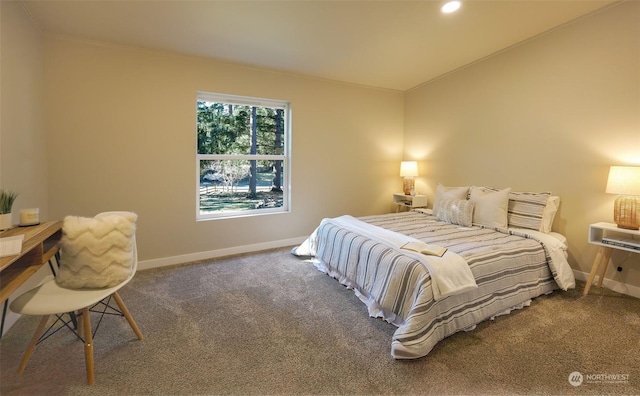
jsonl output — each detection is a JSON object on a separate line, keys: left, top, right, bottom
{"left": 441, "top": 1, "right": 461, "bottom": 14}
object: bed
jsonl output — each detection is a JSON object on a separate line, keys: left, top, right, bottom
{"left": 293, "top": 185, "right": 575, "bottom": 359}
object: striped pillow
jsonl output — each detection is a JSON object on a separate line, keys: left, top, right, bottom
{"left": 507, "top": 191, "right": 551, "bottom": 231}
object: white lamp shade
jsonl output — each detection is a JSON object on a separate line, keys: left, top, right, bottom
{"left": 606, "top": 166, "right": 640, "bottom": 195}
{"left": 400, "top": 161, "right": 419, "bottom": 177}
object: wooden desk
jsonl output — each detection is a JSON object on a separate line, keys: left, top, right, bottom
{"left": 0, "top": 221, "right": 62, "bottom": 303}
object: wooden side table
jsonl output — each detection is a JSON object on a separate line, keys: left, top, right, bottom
{"left": 393, "top": 193, "right": 427, "bottom": 213}
{"left": 583, "top": 222, "right": 640, "bottom": 296}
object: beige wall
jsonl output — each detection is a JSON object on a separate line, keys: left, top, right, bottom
{"left": 43, "top": 37, "right": 404, "bottom": 263}
{"left": 0, "top": 1, "right": 48, "bottom": 221}
{"left": 404, "top": 2, "right": 640, "bottom": 291}
{"left": 4, "top": 1, "right": 639, "bottom": 293}
{"left": 0, "top": 0, "right": 52, "bottom": 335}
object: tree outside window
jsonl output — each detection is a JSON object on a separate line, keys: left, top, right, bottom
{"left": 196, "top": 92, "right": 290, "bottom": 219}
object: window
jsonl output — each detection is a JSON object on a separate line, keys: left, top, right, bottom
{"left": 196, "top": 92, "right": 290, "bottom": 219}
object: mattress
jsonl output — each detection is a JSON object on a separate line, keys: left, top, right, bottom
{"left": 294, "top": 210, "right": 575, "bottom": 359}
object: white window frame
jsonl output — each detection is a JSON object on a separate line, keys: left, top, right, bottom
{"left": 196, "top": 92, "right": 291, "bottom": 220}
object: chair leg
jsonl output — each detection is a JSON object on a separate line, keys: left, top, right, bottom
{"left": 81, "top": 307, "right": 95, "bottom": 385}
{"left": 112, "top": 292, "right": 144, "bottom": 340}
{"left": 18, "top": 315, "right": 51, "bottom": 374}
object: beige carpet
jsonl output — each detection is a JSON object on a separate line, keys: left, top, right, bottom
{"left": 1, "top": 247, "right": 638, "bottom": 395}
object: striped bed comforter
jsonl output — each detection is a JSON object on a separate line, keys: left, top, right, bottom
{"left": 295, "top": 210, "right": 573, "bottom": 359}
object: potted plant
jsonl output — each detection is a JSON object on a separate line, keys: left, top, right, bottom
{"left": 0, "top": 189, "right": 18, "bottom": 231}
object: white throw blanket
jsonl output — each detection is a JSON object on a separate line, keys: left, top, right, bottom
{"left": 296, "top": 215, "right": 477, "bottom": 300}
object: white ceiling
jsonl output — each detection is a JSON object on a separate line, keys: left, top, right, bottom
{"left": 20, "top": 0, "right": 617, "bottom": 91}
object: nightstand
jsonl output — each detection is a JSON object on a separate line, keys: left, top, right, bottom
{"left": 393, "top": 193, "right": 428, "bottom": 213}
{"left": 583, "top": 222, "right": 640, "bottom": 296}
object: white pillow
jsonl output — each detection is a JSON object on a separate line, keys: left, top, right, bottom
{"left": 432, "top": 184, "right": 470, "bottom": 217}
{"left": 540, "top": 196, "right": 560, "bottom": 233}
{"left": 436, "top": 198, "right": 475, "bottom": 227}
{"left": 56, "top": 212, "right": 137, "bottom": 289}
{"left": 469, "top": 187, "right": 511, "bottom": 228}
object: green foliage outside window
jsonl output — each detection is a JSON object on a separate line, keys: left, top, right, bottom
{"left": 196, "top": 96, "right": 288, "bottom": 218}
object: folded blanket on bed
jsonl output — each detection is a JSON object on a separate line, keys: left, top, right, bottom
{"left": 295, "top": 215, "right": 477, "bottom": 300}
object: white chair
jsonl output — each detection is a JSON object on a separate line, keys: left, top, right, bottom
{"left": 9, "top": 212, "right": 143, "bottom": 385}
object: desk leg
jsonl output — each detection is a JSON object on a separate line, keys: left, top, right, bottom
{"left": 0, "top": 300, "right": 7, "bottom": 338}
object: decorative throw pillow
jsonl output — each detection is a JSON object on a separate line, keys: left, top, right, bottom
{"left": 56, "top": 212, "right": 137, "bottom": 289}
{"left": 469, "top": 187, "right": 511, "bottom": 228}
{"left": 436, "top": 198, "right": 475, "bottom": 227}
{"left": 432, "top": 184, "right": 470, "bottom": 217}
{"left": 540, "top": 196, "right": 560, "bottom": 233}
{"left": 507, "top": 191, "right": 551, "bottom": 231}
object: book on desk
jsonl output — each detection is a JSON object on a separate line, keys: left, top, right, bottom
{"left": 0, "top": 235, "right": 24, "bottom": 258}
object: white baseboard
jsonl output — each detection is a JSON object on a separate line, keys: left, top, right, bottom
{"left": 573, "top": 270, "right": 640, "bottom": 298}
{"left": 137, "top": 236, "right": 307, "bottom": 271}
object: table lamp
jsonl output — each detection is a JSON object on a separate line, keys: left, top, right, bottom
{"left": 605, "top": 165, "right": 640, "bottom": 230}
{"left": 400, "top": 161, "right": 418, "bottom": 195}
